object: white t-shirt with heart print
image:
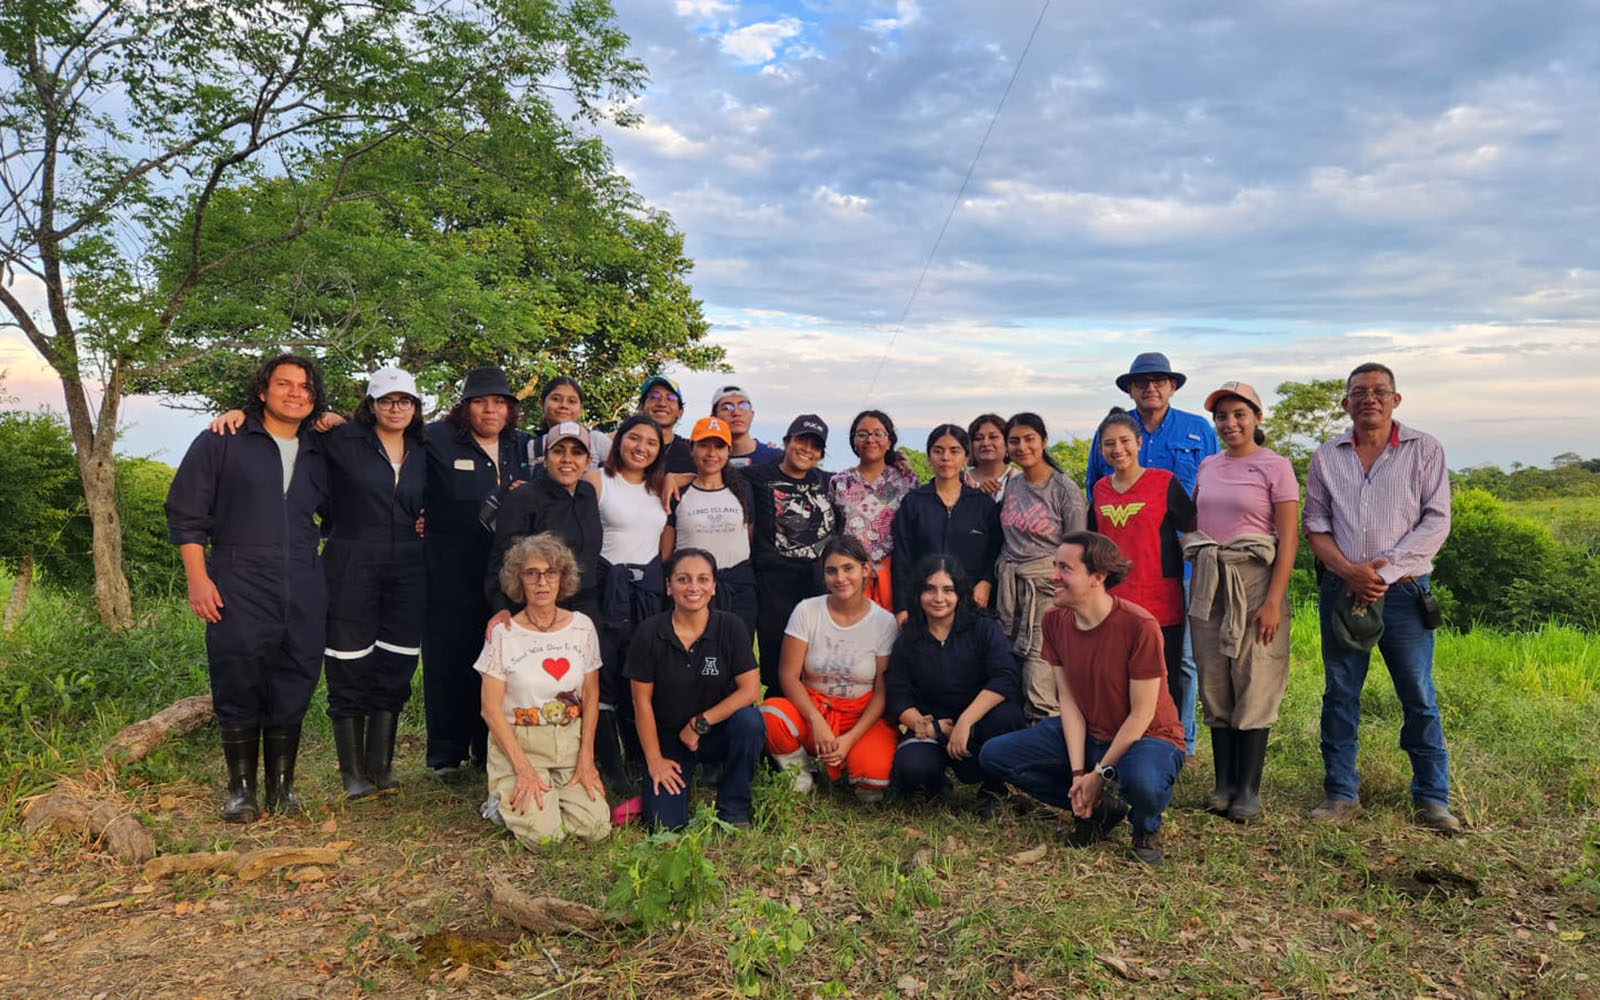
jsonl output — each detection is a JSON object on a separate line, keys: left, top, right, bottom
{"left": 473, "top": 612, "right": 601, "bottom": 725}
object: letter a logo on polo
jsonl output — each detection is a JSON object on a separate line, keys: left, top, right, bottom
{"left": 1098, "top": 501, "right": 1147, "bottom": 528}
{"left": 701, "top": 657, "right": 719, "bottom": 676}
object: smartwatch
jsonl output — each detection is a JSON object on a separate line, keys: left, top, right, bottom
{"left": 1093, "top": 762, "right": 1117, "bottom": 782}
{"left": 692, "top": 714, "right": 712, "bottom": 736}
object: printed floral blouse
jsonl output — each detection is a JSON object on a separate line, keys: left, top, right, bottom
{"left": 827, "top": 463, "right": 920, "bottom": 564}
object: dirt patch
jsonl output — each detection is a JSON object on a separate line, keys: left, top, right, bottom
{"left": 1381, "top": 865, "right": 1482, "bottom": 900}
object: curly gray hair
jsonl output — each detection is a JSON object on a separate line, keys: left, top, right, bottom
{"left": 498, "top": 532, "right": 580, "bottom": 605}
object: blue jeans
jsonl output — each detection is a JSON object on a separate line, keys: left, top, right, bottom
{"left": 979, "top": 720, "right": 1184, "bottom": 835}
{"left": 641, "top": 706, "right": 765, "bottom": 830}
{"left": 1318, "top": 574, "right": 1450, "bottom": 807}
{"left": 1178, "top": 579, "right": 1198, "bottom": 750}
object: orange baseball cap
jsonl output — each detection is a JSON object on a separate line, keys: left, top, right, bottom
{"left": 690, "top": 416, "right": 732, "bottom": 445}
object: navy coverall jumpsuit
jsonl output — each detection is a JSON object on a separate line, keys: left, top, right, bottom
{"left": 165, "top": 418, "right": 329, "bottom": 730}
{"left": 422, "top": 419, "right": 531, "bottom": 770}
{"left": 321, "top": 420, "right": 427, "bottom": 717}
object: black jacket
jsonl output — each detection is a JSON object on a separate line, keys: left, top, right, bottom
{"left": 322, "top": 421, "right": 425, "bottom": 546}
{"left": 422, "top": 419, "right": 531, "bottom": 543}
{"left": 889, "top": 481, "right": 1002, "bottom": 613}
{"left": 166, "top": 416, "right": 328, "bottom": 556}
{"left": 884, "top": 616, "right": 1019, "bottom": 723}
{"left": 485, "top": 474, "right": 602, "bottom": 615}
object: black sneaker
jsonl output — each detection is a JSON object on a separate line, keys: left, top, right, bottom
{"left": 1060, "top": 796, "right": 1130, "bottom": 848}
{"left": 975, "top": 791, "right": 1004, "bottom": 822}
{"left": 1131, "top": 830, "right": 1163, "bottom": 865}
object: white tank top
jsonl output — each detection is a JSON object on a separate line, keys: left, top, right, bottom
{"left": 597, "top": 473, "right": 667, "bottom": 565}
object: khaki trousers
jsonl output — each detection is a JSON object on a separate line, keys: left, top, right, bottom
{"left": 1191, "top": 557, "right": 1291, "bottom": 730}
{"left": 486, "top": 723, "right": 610, "bottom": 846}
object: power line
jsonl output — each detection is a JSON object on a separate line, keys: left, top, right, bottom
{"left": 862, "top": 0, "right": 1051, "bottom": 402}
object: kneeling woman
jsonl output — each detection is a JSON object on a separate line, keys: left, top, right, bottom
{"left": 476, "top": 533, "right": 609, "bottom": 846}
{"left": 761, "top": 536, "right": 900, "bottom": 801}
{"left": 886, "top": 556, "right": 1025, "bottom": 813}
{"left": 626, "top": 548, "right": 764, "bottom": 830}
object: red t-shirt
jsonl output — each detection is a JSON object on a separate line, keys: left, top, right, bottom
{"left": 1040, "top": 598, "right": 1186, "bottom": 752}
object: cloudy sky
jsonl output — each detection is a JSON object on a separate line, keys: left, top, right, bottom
{"left": 5, "top": 0, "right": 1599, "bottom": 467}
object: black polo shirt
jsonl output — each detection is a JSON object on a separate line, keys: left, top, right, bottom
{"left": 625, "top": 609, "right": 756, "bottom": 753}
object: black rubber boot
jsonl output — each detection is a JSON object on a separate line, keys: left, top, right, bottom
{"left": 1228, "top": 728, "right": 1269, "bottom": 823}
{"left": 262, "top": 727, "right": 304, "bottom": 815}
{"left": 364, "top": 711, "right": 400, "bottom": 790}
{"left": 1207, "top": 727, "right": 1237, "bottom": 815}
{"left": 332, "top": 716, "right": 378, "bottom": 800}
{"left": 220, "top": 727, "right": 261, "bottom": 823}
{"left": 593, "top": 709, "right": 632, "bottom": 801}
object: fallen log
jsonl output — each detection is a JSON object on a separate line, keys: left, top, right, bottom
{"left": 98, "top": 694, "right": 215, "bottom": 774}
{"left": 22, "top": 793, "right": 155, "bottom": 865}
{"left": 234, "top": 846, "right": 344, "bottom": 882}
{"left": 24, "top": 695, "right": 214, "bottom": 864}
{"left": 485, "top": 875, "right": 632, "bottom": 934}
{"left": 142, "top": 850, "right": 243, "bottom": 881}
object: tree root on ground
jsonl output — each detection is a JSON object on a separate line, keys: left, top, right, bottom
{"left": 25, "top": 695, "right": 215, "bottom": 864}
{"left": 484, "top": 875, "right": 633, "bottom": 935}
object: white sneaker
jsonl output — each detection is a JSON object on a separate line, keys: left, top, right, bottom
{"left": 481, "top": 793, "right": 505, "bottom": 828}
{"left": 772, "top": 749, "right": 814, "bottom": 795}
{"left": 853, "top": 785, "right": 884, "bottom": 804}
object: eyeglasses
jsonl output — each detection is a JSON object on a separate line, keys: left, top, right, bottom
{"left": 645, "top": 389, "right": 680, "bottom": 405}
{"left": 1346, "top": 388, "right": 1394, "bottom": 402}
{"left": 519, "top": 568, "right": 561, "bottom": 582}
{"left": 853, "top": 430, "right": 889, "bottom": 441}
{"left": 1128, "top": 376, "right": 1170, "bottom": 390}
{"left": 717, "top": 400, "right": 753, "bottom": 413}
{"left": 375, "top": 396, "right": 415, "bottom": 411}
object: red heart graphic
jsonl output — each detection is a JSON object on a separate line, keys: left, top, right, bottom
{"left": 541, "top": 657, "right": 570, "bottom": 681}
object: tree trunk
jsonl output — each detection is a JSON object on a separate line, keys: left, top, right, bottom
{"left": 58, "top": 368, "right": 134, "bottom": 629}
{"left": 3, "top": 553, "right": 32, "bottom": 631}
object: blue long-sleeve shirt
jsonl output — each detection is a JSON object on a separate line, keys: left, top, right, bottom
{"left": 1085, "top": 405, "right": 1218, "bottom": 496}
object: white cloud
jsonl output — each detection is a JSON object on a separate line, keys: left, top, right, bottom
{"left": 673, "top": 0, "right": 736, "bottom": 21}
{"left": 629, "top": 118, "right": 708, "bottom": 158}
{"left": 719, "top": 18, "right": 803, "bottom": 65}
{"left": 866, "top": 0, "right": 922, "bottom": 35}
{"left": 812, "top": 185, "right": 871, "bottom": 213}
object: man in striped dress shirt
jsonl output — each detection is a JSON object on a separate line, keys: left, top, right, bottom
{"left": 1302, "top": 362, "right": 1460, "bottom": 834}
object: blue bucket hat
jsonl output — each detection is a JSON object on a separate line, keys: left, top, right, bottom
{"left": 1115, "top": 352, "right": 1187, "bottom": 393}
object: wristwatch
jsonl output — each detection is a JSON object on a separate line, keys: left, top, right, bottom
{"left": 692, "top": 714, "right": 712, "bottom": 735}
{"left": 1093, "top": 762, "right": 1117, "bottom": 782}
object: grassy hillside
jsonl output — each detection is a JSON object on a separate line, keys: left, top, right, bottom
{"left": 1, "top": 593, "right": 1597, "bottom": 997}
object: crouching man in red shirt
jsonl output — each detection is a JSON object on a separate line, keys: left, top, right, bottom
{"left": 979, "top": 531, "right": 1187, "bottom": 864}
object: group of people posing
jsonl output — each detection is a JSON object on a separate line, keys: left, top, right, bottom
{"left": 166, "top": 350, "right": 1459, "bottom": 866}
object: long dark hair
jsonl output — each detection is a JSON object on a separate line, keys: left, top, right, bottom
{"left": 242, "top": 354, "right": 328, "bottom": 431}
{"left": 352, "top": 395, "right": 426, "bottom": 441}
{"left": 848, "top": 409, "right": 902, "bottom": 466}
{"left": 1004, "top": 412, "right": 1062, "bottom": 472}
{"left": 899, "top": 554, "right": 978, "bottom": 642}
{"left": 536, "top": 375, "right": 585, "bottom": 433}
{"left": 604, "top": 413, "right": 668, "bottom": 496}
{"left": 446, "top": 394, "right": 522, "bottom": 434}
{"left": 925, "top": 424, "right": 970, "bottom": 467}
{"left": 688, "top": 435, "right": 754, "bottom": 524}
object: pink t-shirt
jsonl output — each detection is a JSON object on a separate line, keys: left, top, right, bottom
{"left": 1193, "top": 448, "right": 1299, "bottom": 540}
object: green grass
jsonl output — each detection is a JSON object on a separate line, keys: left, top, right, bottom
{"left": 1505, "top": 495, "right": 1600, "bottom": 552}
{"left": 3, "top": 591, "right": 1599, "bottom": 997}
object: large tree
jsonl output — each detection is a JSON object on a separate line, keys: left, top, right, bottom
{"left": 0, "top": 0, "right": 645, "bottom": 626}
{"left": 134, "top": 118, "right": 719, "bottom": 422}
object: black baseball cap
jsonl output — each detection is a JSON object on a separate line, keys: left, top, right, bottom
{"left": 784, "top": 413, "right": 828, "bottom": 446}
